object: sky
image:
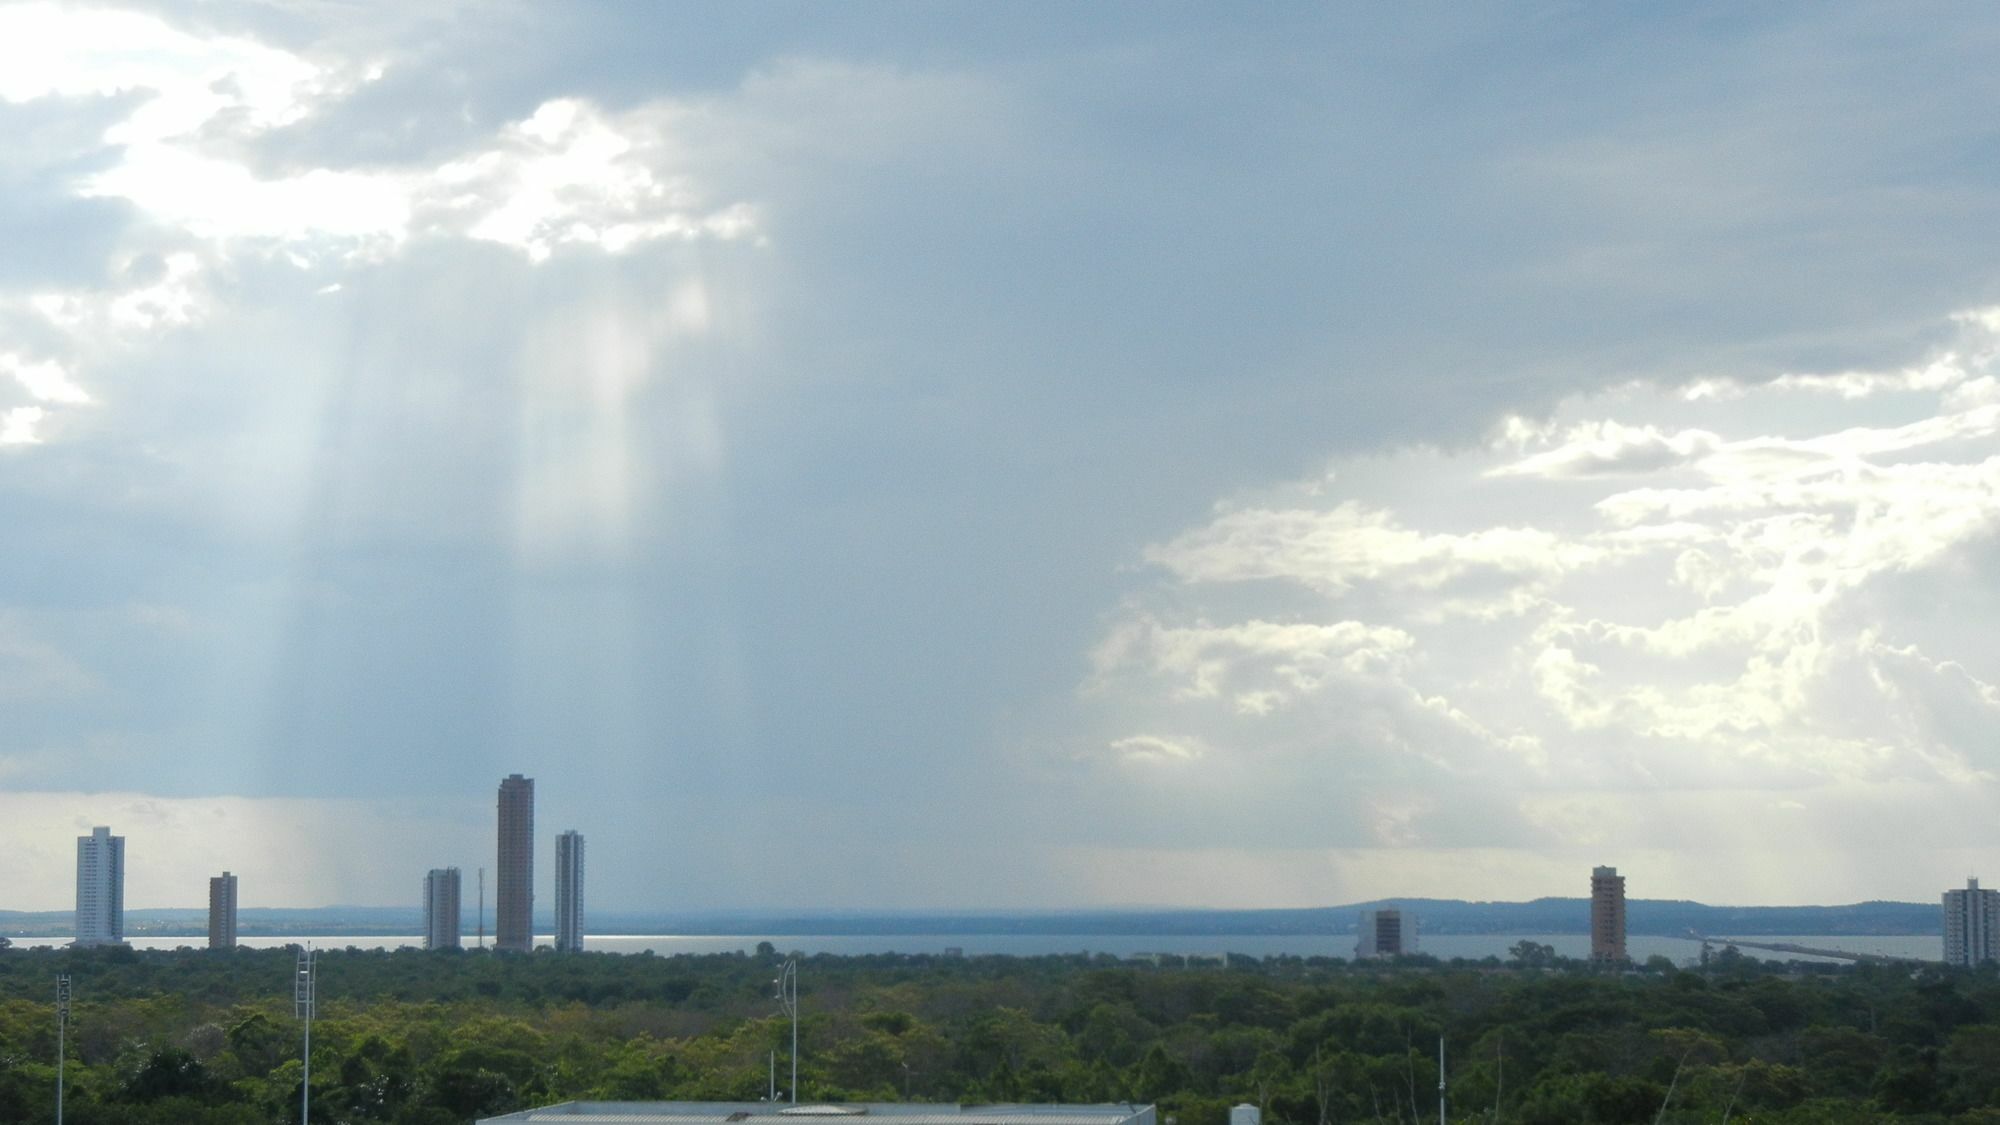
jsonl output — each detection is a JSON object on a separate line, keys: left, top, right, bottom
{"left": 6, "top": 2, "right": 2000, "bottom": 913}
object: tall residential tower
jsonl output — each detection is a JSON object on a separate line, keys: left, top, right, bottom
{"left": 1945, "top": 878, "right": 2000, "bottom": 967}
{"left": 1590, "top": 865, "right": 1627, "bottom": 964}
{"left": 208, "top": 872, "right": 238, "bottom": 949}
{"left": 424, "top": 867, "right": 462, "bottom": 950}
{"left": 1354, "top": 909, "right": 1411, "bottom": 958}
{"left": 75, "top": 826, "right": 125, "bottom": 947}
{"left": 555, "top": 830, "right": 585, "bottom": 953}
{"left": 496, "top": 774, "right": 534, "bottom": 952}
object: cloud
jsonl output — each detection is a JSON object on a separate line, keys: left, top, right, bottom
{"left": 12, "top": 3, "right": 2000, "bottom": 912}
{"left": 1145, "top": 502, "right": 1594, "bottom": 612}
{"left": 1092, "top": 617, "right": 1414, "bottom": 716}
{"left": 0, "top": 405, "right": 44, "bottom": 444}
{"left": 73, "top": 75, "right": 759, "bottom": 260}
{"left": 1108, "top": 734, "right": 1203, "bottom": 764}
{"left": 0, "top": 4, "right": 762, "bottom": 447}
{"left": 1492, "top": 421, "right": 1721, "bottom": 479}
{"left": 1079, "top": 307, "right": 2000, "bottom": 898}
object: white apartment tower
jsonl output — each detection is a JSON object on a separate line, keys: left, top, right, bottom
{"left": 425, "top": 867, "right": 462, "bottom": 951}
{"left": 555, "top": 830, "right": 585, "bottom": 953}
{"left": 1945, "top": 877, "right": 2000, "bottom": 967}
{"left": 75, "top": 826, "right": 126, "bottom": 947}
{"left": 208, "top": 872, "right": 238, "bottom": 949}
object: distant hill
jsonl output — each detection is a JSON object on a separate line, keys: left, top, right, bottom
{"left": 0, "top": 898, "right": 1943, "bottom": 939}
{"left": 691, "top": 899, "right": 1939, "bottom": 937}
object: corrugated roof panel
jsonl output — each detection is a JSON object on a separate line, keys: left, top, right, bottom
{"left": 488, "top": 1105, "right": 1151, "bottom": 1125}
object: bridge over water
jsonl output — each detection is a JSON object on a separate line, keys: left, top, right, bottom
{"left": 1690, "top": 932, "right": 1932, "bottom": 966}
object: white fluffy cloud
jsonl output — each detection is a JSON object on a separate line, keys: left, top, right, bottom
{"left": 1086, "top": 307, "right": 2000, "bottom": 900}
{"left": 0, "top": 4, "right": 759, "bottom": 450}
{"left": 1144, "top": 502, "right": 1597, "bottom": 620}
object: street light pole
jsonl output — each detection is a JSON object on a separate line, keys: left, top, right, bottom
{"left": 295, "top": 945, "right": 316, "bottom": 1125}
{"left": 775, "top": 959, "right": 798, "bottom": 1103}
{"left": 55, "top": 975, "right": 69, "bottom": 1125}
{"left": 1438, "top": 1037, "right": 1446, "bottom": 1125}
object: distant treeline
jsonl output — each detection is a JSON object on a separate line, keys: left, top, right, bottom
{"left": 0, "top": 898, "right": 1944, "bottom": 939}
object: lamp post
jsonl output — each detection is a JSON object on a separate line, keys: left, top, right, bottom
{"left": 55, "top": 975, "right": 69, "bottom": 1125}
{"left": 1437, "top": 1037, "right": 1446, "bottom": 1125}
{"left": 295, "top": 945, "right": 316, "bottom": 1125}
{"left": 774, "top": 959, "right": 798, "bottom": 1103}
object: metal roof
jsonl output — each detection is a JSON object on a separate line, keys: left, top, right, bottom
{"left": 480, "top": 1103, "right": 1155, "bottom": 1125}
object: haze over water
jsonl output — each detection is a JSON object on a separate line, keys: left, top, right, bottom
{"left": 22, "top": 933, "right": 1934, "bottom": 967}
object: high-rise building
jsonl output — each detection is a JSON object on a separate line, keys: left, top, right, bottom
{"left": 497, "top": 774, "right": 534, "bottom": 952}
{"left": 1355, "top": 909, "right": 1411, "bottom": 958}
{"left": 75, "top": 826, "right": 125, "bottom": 948}
{"left": 1945, "top": 878, "right": 2000, "bottom": 967}
{"left": 425, "top": 867, "right": 462, "bottom": 951}
{"left": 555, "top": 830, "right": 585, "bottom": 953}
{"left": 208, "top": 872, "right": 238, "bottom": 949}
{"left": 1590, "top": 865, "right": 1627, "bottom": 963}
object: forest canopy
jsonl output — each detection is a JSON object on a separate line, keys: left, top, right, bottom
{"left": 1, "top": 943, "right": 1998, "bottom": 1124}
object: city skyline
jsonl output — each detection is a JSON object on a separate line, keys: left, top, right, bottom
{"left": 8, "top": 4, "right": 2000, "bottom": 912}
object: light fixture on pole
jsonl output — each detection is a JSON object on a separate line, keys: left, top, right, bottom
{"left": 774, "top": 958, "right": 798, "bottom": 1103}
{"left": 55, "top": 975, "right": 69, "bottom": 1125}
{"left": 295, "top": 945, "right": 316, "bottom": 1125}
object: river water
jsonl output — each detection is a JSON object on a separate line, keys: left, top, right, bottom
{"left": 23, "top": 931, "right": 1942, "bottom": 965}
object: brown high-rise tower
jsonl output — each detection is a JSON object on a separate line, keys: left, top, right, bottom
{"left": 497, "top": 774, "right": 534, "bottom": 952}
{"left": 1590, "top": 865, "right": 1627, "bottom": 963}
{"left": 208, "top": 871, "right": 238, "bottom": 950}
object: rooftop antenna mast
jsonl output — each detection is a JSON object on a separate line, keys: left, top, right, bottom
{"left": 775, "top": 958, "right": 799, "bottom": 1103}
{"left": 55, "top": 974, "right": 69, "bottom": 1125}
{"left": 295, "top": 944, "right": 316, "bottom": 1125}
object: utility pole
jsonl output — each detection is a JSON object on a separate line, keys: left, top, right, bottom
{"left": 295, "top": 945, "right": 316, "bottom": 1125}
{"left": 1437, "top": 1037, "right": 1445, "bottom": 1125}
{"left": 478, "top": 868, "right": 485, "bottom": 950}
{"left": 55, "top": 975, "right": 69, "bottom": 1125}
{"left": 775, "top": 959, "right": 799, "bottom": 1103}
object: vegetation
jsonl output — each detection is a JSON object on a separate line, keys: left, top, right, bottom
{"left": 2, "top": 942, "right": 2000, "bottom": 1123}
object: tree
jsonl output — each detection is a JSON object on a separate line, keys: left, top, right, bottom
{"left": 1507, "top": 941, "right": 1555, "bottom": 969}
{"left": 122, "top": 1047, "right": 218, "bottom": 1103}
